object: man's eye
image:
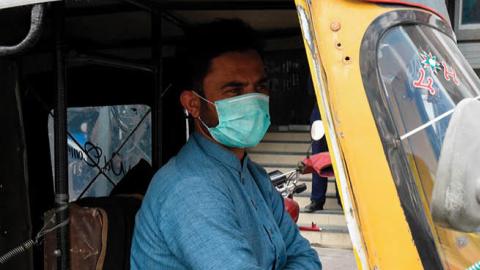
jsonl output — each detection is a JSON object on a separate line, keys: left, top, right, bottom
{"left": 257, "top": 84, "right": 269, "bottom": 93}
{"left": 226, "top": 88, "right": 241, "bottom": 94}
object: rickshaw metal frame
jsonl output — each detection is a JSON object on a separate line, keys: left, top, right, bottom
{"left": 52, "top": 2, "right": 69, "bottom": 269}
{"left": 294, "top": 2, "right": 370, "bottom": 269}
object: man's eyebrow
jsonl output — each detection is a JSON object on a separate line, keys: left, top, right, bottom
{"left": 221, "top": 81, "right": 246, "bottom": 89}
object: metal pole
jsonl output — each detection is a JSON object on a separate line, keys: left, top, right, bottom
{"left": 67, "top": 53, "right": 155, "bottom": 73}
{"left": 152, "top": 11, "right": 163, "bottom": 169}
{"left": 53, "top": 2, "right": 69, "bottom": 269}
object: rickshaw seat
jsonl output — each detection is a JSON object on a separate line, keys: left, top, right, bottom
{"left": 44, "top": 159, "right": 154, "bottom": 270}
{"left": 43, "top": 196, "right": 142, "bottom": 270}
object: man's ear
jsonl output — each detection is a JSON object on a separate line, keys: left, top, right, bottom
{"left": 180, "top": 90, "right": 201, "bottom": 118}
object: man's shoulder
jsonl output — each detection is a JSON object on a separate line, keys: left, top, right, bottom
{"left": 143, "top": 155, "right": 227, "bottom": 204}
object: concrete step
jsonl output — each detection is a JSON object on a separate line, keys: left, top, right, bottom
{"left": 295, "top": 196, "right": 342, "bottom": 211}
{"left": 300, "top": 226, "right": 352, "bottom": 249}
{"left": 250, "top": 142, "right": 311, "bottom": 154}
{"left": 296, "top": 191, "right": 337, "bottom": 199}
{"left": 298, "top": 210, "right": 347, "bottom": 227}
{"left": 263, "top": 132, "right": 311, "bottom": 142}
{"left": 297, "top": 206, "right": 350, "bottom": 248}
{"left": 313, "top": 247, "right": 357, "bottom": 269}
{"left": 257, "top": 133, "right": 351, "bottom": 250}
{"left": 271, "top": 125, "right": 310, "bottom": 132}
{"left": 250, "top": 153, "right": 303, "bottom": 167}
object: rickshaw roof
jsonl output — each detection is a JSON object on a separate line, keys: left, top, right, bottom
{"left": 0, "top": 0, "right": 300, "bottom": 62}
{"left": 60, "top": 0, "right": 299, "bottom": 60}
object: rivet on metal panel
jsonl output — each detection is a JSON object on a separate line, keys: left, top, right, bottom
{"left": 456, "top": 236, "right": 468, "bottom": 248}
{"left": 330, "top": 21, "right": 341, "bottom": 32}
{"left": 335, "top": 42, "right": 342, "bottom": 50}
{"left": 392, "top": 138, "right": 401, "bottom": 149}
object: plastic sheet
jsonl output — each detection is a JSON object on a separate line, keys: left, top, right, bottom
{"left": 377, "top": 23, "right": 480, "bottom": 269}
{"left": 48, "top": 105, "right": 151, "bottom": 201}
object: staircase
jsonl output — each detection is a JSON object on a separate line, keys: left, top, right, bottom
{"left": 249, "top": 130, "right": 353, "bottom": 250}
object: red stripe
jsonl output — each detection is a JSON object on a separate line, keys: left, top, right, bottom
{"left": 363, "top": 0, "right": 448, "bottom": 23}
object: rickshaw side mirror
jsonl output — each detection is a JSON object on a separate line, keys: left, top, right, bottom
{"left": 311, "top": 120, "right": 325, "bottom": 141}
{"left": 431, "top": 98, "right": 480, "bottom": 232}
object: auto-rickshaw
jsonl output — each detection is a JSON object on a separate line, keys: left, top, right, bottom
{"left": 296, "top": 0, "right": 480, "bottom": 269}
{"left": 1, "top": 0, "right": 480, "bottom": 269}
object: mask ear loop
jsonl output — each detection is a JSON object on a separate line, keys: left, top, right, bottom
{"left": 191, "top": 91, "right": 216, "bottom": 130}
{"left": 192, "top": 90, "right": 215, "bottom": 105}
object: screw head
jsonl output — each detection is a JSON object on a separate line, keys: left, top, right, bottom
{"left": 330, "top": 21, "right": 341, "bottom": 32}
{"left": 456, "top": 236, "right": 468, "bottom": 248}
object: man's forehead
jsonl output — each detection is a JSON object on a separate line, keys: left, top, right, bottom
{"left": 207, "top": 51, "right": 266, "bottom": 81}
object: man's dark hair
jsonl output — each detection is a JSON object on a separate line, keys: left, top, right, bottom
{"left": 181, "top": 19, "right": 264, "bottom": 92}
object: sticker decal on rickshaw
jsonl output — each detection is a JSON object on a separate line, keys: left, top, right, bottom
{"left": 413, "top": 67, "right": 436, "bottom": 95}
{"left": 412, "top": 51, "right": 461, "bottom": 95}
{"left": 441, "top": 61, "right": 460, "bottom": 85}
{"left": 420, "top": 51, "right": 442, "bottom": 74}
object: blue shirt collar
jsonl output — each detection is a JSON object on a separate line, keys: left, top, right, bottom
{"left": 192, "top": 132, "right": 249, "bottom": 173}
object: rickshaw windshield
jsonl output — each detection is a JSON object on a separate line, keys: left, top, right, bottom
{"left": 377, "top": 24, "right": 480, "bottom": 268}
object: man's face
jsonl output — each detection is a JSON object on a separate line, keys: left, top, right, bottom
{"left": 199, "top": 49, "right": 269, "bottom": 127}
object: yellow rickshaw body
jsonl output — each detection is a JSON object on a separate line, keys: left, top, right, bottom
{"left": 295, "top": 0, "right": 480, "bottom": 269}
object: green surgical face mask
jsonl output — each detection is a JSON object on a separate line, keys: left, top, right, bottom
{"left": 194, "top": 91, "right": 271, "bottom": 148}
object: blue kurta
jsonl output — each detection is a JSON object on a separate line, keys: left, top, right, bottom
{"left": 131, "top": 132, "right": 321, "bottom": 269}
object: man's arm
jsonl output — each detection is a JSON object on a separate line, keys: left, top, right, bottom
{"left": 271, "top": 185, "right": 322, "bottom": 269}
{"left": 157, "top": 177, "right": 263, "bottom": 270}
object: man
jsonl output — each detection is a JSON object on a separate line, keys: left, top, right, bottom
{"left": 304, "top": 104, "right": 329, "bottom": 212}
{"left": 304, "top": 104, "right": 341, "bottom": 212}
{"left": 131, "top": 19, "right": 321, "bottom": 270}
